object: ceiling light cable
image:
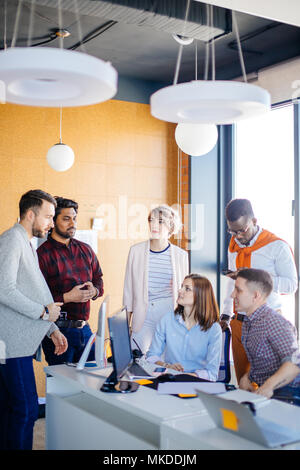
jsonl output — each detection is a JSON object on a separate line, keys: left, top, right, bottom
{"left": 57, "top": 0, "right": 64, "bottom": 49}
{"left": 204, "top": 3, "right": 210, "bottom": 81}
{"left": 173, "top": 0, "right": 191, "bottom": 85}
{"left": 232, "top": 10, "right": 247, "bottom": 83}
{"left": 68, "top": 20, "right": 117, "bottom": 51}
{"left": 3, "top": 0, "right": 7, "bottom": 50}
{"left": 73, "top": 0, "right": 86, "bottom": 53}
{"left": 195, "top": 40, "right": 198, "bottom": 81}
{"left": 210, "top": 6, "right": 216, "bottom": 81}
{"left": 11, "top": 0, "right": 23, "bottom": 48}
{"left": 59, "top": 106, "right": 63, "bottom": 144}
{"left": 27, "top": 0, "right": 36, "bottom": 47}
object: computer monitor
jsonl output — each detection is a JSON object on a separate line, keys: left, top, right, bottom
{"left": 101, "top": 307, "right": 139, "bottom": 393}
{"left": 94, "top": 295, "right": 109, "bottom": 367}
{"left": 76, "top": 295, "right": 109, "bottom": 370}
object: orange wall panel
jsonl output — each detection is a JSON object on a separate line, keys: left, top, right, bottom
{"left": 0, "top": 99, "right": 179, "bottom": 396}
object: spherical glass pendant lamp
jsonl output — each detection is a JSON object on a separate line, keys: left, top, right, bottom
{"left": 175, "top": 122, "right": 218, "bottom": 156}
{"left": 47, "top": 143, "right": 75, "bottom": 172}
{"left": 46, "top": 107, "right": 74, "bottom": 172}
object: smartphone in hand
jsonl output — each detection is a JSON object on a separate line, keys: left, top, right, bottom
{"left": 222, "top": 270, "right": 234, "bottom": 275}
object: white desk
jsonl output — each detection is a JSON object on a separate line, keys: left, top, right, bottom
{"left": 161, "top": 390, "right": 300, "bottom": 450}
{"left": 45, "top": 365, "right": 206, "bottom": 450}
{"left": 45, "top": 365, "right": 300, "bottom": 450}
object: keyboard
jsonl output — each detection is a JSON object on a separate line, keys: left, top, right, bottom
{"left": 127, "top": 361, "right": 155, "bottom": 379}
{"left": 135, "top": 358, "right": 183, "bottom": 376}
{"left": 256, "top": 417, "right": 300, "bottom": 447}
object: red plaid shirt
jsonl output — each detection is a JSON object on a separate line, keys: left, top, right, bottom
{"left": 37, "top": 236, "right": 104, "bottom": 321}
{"left": 242, "top": 303, "right": 300, "bottom": 387}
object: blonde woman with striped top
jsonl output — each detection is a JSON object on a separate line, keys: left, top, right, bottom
{"left": 123, "top": 205, "right": 189, "bottom": 354}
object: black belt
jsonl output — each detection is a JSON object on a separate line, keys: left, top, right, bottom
{"left": 235, "top": 313, "right": 245, "bottom": 322}
{"left": 55, "top": 319, "right": 86, "bottom": 328}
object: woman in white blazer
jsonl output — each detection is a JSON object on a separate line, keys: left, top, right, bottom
{"left": 123, "top": 204, "right": 189, "bottom": 354}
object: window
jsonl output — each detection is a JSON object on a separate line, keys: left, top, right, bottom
{"left": 235, "top": 104, "right": 295, "bottom": 324}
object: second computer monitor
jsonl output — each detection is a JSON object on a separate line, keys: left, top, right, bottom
{"left": 108, "top": 307, "right": 133, "bottom": 382}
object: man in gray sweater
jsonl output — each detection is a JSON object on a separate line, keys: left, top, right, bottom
{"left": 0, "top": 189, "right": 68, "bottom": 450}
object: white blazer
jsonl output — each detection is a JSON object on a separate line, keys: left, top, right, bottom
{"left": 123, "top": 240, "right": 189, "bottom": 333}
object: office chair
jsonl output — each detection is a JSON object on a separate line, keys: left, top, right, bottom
{"left": 217, "top": 327, "right": 231, "bottom": 384}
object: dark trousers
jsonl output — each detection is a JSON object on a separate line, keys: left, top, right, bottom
{"left": 0, "top": 356, "right": 39, "bottom": 450}
{"left": 42, "top": 323, "right": 95, "bottom": 365}
{"left": 273, "top": 385, "right": 300, "bottom": 407}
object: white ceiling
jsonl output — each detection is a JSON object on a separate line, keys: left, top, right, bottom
{"left": 1, "top": 0, "right": 300, "bottom": 84}
{"left": 195, "top": 0, "right": 300, "bottom": 28}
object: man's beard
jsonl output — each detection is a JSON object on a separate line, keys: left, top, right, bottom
{"left": 54, "top": 226, "right": 75, "bottom": 239}
{"left": 32, "top": 226, "right": 47, "bottom": 239}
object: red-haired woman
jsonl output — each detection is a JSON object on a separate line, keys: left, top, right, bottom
{"left": 146, "top": 274, "right": 222, "bottom": 381}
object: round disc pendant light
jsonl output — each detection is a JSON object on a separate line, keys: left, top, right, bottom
{"left": 151, "top": 4, "right": 271, "bottom": 126}
{"left": 0, "top": 47, "right": 118, "bottom": 107}
{"left": 151, "top": 80, "right": 271, "bottom": 125}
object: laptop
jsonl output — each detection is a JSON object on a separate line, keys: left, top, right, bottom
{"left": 196, "top": 390, "right": 300, "bottom": 448}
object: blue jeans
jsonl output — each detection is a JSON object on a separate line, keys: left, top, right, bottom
{"left": 0, "top": 356, "right": 39, "bottom": 450}
{"left": 42, "top": 324, "right": 95, "bottom": 365}
{"left": 273, "top": 385, "right": 300, "bottom": 407}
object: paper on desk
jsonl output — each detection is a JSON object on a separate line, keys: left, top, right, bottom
{"left": 219, "top": 389, "right": 271, "bottom": 408}
{"left": 157, "top": 382, "right": 227, "bottom": 395}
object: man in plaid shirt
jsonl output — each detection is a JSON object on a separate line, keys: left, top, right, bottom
{"left": 231, "top": 268, "right": 300, "bottom": 404}
{"left": 37, "top": 197, "right": 104, "bottom": 365}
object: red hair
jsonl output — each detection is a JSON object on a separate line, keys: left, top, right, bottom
{"left": 175, "top": 274, "right": 219, "bottom": 331}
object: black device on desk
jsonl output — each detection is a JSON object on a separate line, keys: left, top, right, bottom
{"left": 101, "top": 307, "right": 139, "bottom": 393}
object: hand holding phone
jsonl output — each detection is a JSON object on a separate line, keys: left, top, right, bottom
{"left": 222, "top": 269, "right": 234, "bottom": 275}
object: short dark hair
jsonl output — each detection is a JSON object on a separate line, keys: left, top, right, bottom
{"left": 236, "top": 268, "right": 273, "bottom": 297}
{"left": 225, "top": 198, "right": 254, "bottom": 222}
{"left": 53, "top": 197, "right": 78, "bottom": 222}
{"left": 19, "top": 189, "right": 57, "bottom": 219}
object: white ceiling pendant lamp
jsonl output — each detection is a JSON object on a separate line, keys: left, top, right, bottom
{"left": 0, "top": 0, "right": 118, "bottom": 108}
{"left": 151, "top": 3, "right": 270, "bottom": 125}
{"left": 47, "top": 142, "right": 75, "bottom": 172}
{"left": 0, "top": 46, "right": 118, "bottom": 108}
{"left": 173, "top": 7, "right": 218, "bottom": 157}
{"left": 152, "top": 80, "right": 270, "bottom": 125}
{"left": 47, "top": 107, "right": 74, "bottom": 172}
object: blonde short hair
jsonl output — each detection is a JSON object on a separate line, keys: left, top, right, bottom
{"left": 148, "top": 204, "right": 182, "bottom": 236}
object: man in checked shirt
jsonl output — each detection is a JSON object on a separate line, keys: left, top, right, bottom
{"left": 37, "top": 197, "right": 104, "bottom": 365}
{"left": 232, "top": 268, "right": 300, "bottom": 404}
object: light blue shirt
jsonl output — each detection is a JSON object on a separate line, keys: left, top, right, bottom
{"left": 146, "top": 311, "right": 222, "bottom": 381}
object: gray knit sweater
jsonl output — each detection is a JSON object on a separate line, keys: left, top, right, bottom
{"left": 0, "top": 223, "right": 58, "bottom": 359}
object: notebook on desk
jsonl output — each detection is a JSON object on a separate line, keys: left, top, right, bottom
{"left": 196, "top": 390, "right": 300, "bottom": 448}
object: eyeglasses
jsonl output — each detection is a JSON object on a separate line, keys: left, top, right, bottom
{"left": 227, "top": 222, "right": 251, "bottom": 236}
